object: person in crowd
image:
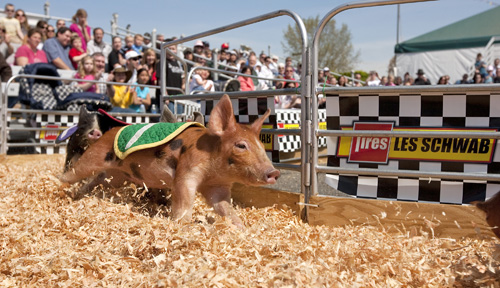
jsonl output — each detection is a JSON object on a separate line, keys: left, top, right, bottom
{"left": 14, "top": 28, "right": 47, "bottom": 66}
{"left": 353, "top": 72, "right": 363, "bottom": 87}
{"left": 338, "top": 75, "right": 348, "bottom": 87}
{"left": 394, "top": 76, "right": 403, "bottom": 86}
{"left": 261, "top": 56, "right": 275, "bottom": 88}
{"left": 238, "top": 65, "right": 255, "bottom": 91}
{"left": 155, "top": 33, "right": 164, "bottom": 49}
{"left": 277, "top": 62, "right": 285, "bottom": 77}
{"left": 484, "top": 65, "right": 494, "bottom": 84}
{"left": 494, "top": 67, "right": 500, "bottom": 83}
{"left": 268, "top": 55, "right": 279, "bottom": 75}
{"left": 437, "top": 76, "right": 448, "bottom": 85}
{"left": 456, "top": 73, "right": 470, "bottom": 84}
{"left": 472, "top": 72, "right": 483, "bottom": 84}
{"left": 474, "top": 53, "right": 487, "bottom": 78}
{"left": 130, "top": 68, "right": 152, "bottom": 113}
{"left": 276, "top": 81, "right": 300, "bottom": 109}
{"left": 218, "top": 49, "right": 227, "bottom": 67}
{"left": 327, "top": 74, "right": 337, "bottom": 86}
{"left": 0, "top": 24, "right": 14, "bottom": 64}
{"left": 386, "top": 75, "right": 396, "bottom": 86}
{"left": 43, "top": 26, "right": 72, "bottom": 70}
{"left": 323, "top": 67, "right": 331, "bottom": 79}
{"left": 69, "top": 8, "right": 91, "bottom": 52}
{"left": 183, "top": 48, "right": 194, "bottom": 71}
{"left": 15, "top": 9, "right": 29, "bottom": 37}
{"left": 0, "top": 3, "right": 23, "bottom": 48}
{"left": 142, "top": 48, "right": 157, "bottom": 85}
{"left": 108, "top": 36, "right": 125, "bottom": 71}
{"left": 106, "top": 66, "right": 135, "bottom": 112}
{"left": 189, "top": 65, "right": 214, "bottom": 93}
{"left": 193, "top": 40, "right": 204, "bottom": 63}
{"left": 493, "top": 58, "right": 500, "bottom": 77}
{"left": 131, "top": 34, "right": 144, "bottom": 54}
{"left": 125, "top": 50, "right": 142, "bottom": 84}
{"left": 284, "top": 65, "right": 296, "bottom": 83}
{"left": 143, "top": 32, "right": 152, "bottom": 48}
{"left": 120, "top": 35, "right": 134, "bottom": 55}
{"left": 46, "top": 25, "right": 55, "bottom": 39}
{"left": 156, "top": 37, "right": 184, "bottom": 113}
{"left": 86, "top": 27, "right": 111, "bottom": 63}
{"left": 74, "top": 55, "right": 99, "bottom": 93}
{"left": 56, "top": 19, "right": 66, "bottom": 30}
{"left": 35, "top": 20, "right": 48, "bottom": 46}
{"left": 366, "top": 71, "right": 380, "bottom": 86}
{"left": 413, "top": 69, "right": 431, "bottom": 85}
{"left": 69, "top": 34, "right": 88, "bottom": 69}
{"left": 92, "top": 52, "right": 108, "bottom": 94}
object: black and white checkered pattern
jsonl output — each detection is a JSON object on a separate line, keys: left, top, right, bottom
{"left": 325, "top": 90, "right": 500, "bottom": 204}
{"left": 201, "top": 97, "right": 280, "bottom": 162}
{"left": 276, "top": 109, "right": 327, "bottom": 153}
{"left": 32, "top": 83, "right": 57, "bottom": 110}
{"left": 54, "top": 85, "right": 83, "bottom": 102}
{"left": 34, "top": 112, "right": 156, "bottom": 155}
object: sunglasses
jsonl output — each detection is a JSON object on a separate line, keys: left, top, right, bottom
{"left": 5, "top": 9, "right": 14, "bottom": 12}
{"left": 130, "top": 57, "right": 140, "bottom": 61}
{"left": 47, "top": 29, "right": 55, "bottom": 32}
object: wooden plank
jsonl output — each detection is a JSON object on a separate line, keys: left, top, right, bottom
{"left": 308, "top": 195, "right": 496, "bottom": 239}
{"left": 231, "top": 183, "right": 303, "bottom": 216}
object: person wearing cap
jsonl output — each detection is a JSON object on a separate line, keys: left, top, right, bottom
{"left": 125, "top": 50, "right": 143, "bottom": 84}
{"left": 193, "top": 40, "right": 204, "bottom": 56}
{"left": 484, "top": 65, "right": 495, "bottom": 83}
{"left": 43, "top": 26, "right": 73, "bottom": 70}
{"left": 143, "top": 32, "right": 152, "bottom": 48}
{"left": 323, "top": 67, "right": 330, "bottom": 78}
{"left": 268, "top": 55, "right": 279, "bottom": 75}
{"left": 413, "top": 69, "right": 431, "bottom": 85}
{"left": 106, "top": 66, "right": 136, "bottom": 112}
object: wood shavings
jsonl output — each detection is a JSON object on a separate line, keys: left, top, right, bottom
{"left": 0, "top": 154, "right": 499, "bottom": 287}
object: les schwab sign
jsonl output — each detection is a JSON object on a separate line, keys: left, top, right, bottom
{"left": 337, "top": 122, "right": 497, "bottom": 164}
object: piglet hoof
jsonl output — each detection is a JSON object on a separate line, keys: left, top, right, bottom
{"left": 265, "top": 168, "right": 280, "bottom": 185}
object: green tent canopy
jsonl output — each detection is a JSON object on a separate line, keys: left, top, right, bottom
{"left": 395, "top": 6, "right": 500, "bottom": 54}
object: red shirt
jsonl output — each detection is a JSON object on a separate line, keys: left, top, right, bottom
{"left": 238, "top": 75, "right": 255, "bottom": 91}
{"left": 15, "top": 45, "right": 48, "bottom": 64}
{"left": 69, "top": 48, "right": 84, "bottom": 69}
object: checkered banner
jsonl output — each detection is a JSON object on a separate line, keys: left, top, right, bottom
{"left": 34, "top": 112, "right": 156, "bottom": 155}
{"left": 325, "top": 88, "right": 500, "bottom": 204}
{"left": 276, "top": 109, "right": 327, "bottom": 153}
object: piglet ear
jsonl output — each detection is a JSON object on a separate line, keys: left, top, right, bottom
{"left": 473, "top": 201, "right": 488, "bottom": 212}
{"left": 208, "top": 94, "right": 236, "bottom": 135}
{"left": 250, "top": 108, "right": 270, "bottom": 135}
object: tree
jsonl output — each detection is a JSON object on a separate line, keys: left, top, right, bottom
{"left": 282, "top": 15, "right": 359, "bottom": 73}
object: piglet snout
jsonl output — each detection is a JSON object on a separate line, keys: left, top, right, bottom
{"left": 265, "top": 168, "right": 280, "bottom": 184}
{"left": 88, "top": 129, "right": 102, "bottom": 140}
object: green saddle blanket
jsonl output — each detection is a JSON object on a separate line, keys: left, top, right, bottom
{"left": 114, "top": 122, "right": 204, "bottom": 159}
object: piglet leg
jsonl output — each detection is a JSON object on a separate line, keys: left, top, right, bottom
{"left": 170, "top": 175, "right": 199, "bottom": 223}
{"left": 201, "top": 185, "right": 244, "bottom": 229}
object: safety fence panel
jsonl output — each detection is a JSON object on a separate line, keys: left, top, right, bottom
{"left": 324, "top": 89, "right": 500, "bottom": 204}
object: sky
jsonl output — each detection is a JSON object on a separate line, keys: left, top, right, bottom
{"left": 18, "top": 0, "right": 499, "bottom": 75}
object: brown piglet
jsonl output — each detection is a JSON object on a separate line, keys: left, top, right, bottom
{"left": 474, "top": 192, "right": 500, "bottom": 238}
{"left": 60, "top": 94, "right": 280, "bottom": 228}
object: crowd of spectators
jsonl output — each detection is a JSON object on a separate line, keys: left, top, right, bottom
{"left": 4, "top": 3, "right": 500, "bottom": 113}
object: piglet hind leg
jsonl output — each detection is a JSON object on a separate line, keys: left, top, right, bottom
{"left": 59, "top": 149, "right": 111, "bottom": 184}
{"left": 200, "top": 185, "right": 244, "bottom": 229}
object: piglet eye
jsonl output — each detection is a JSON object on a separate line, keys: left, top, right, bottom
{"left": 235, "top": 141, "right": 247, "bottom": 150}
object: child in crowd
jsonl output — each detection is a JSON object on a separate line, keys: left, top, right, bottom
{"left": 106, "top": 66, "right": 136, "bottom": 112}
{"left": 74, "top": 55, "right": 99, "bottom": 93}
{"left": 130, "top": 68, "right": 152, "bottom": 113}
{"left": 132, "top": 34, "right": 144, "bottom": 54}
{"left": 69, "top": 35, "right": 87, "bottom": 69}
{"left": 120, "top": 35, "right": 134, "bottom": 55}
{"left": 189, "top": 66, "right": 214, "bottom": 93}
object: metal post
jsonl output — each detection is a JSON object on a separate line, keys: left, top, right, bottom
{"left": 44, "top": 1, "right": 50, "bottom": 20}
{"left": 152, "top": 28, "right": 157, "bottom": 52}
{"left": 111, "top": 13, "right": 118, "bottom": 36}
{"left": 212, "top": 49, "right": 219, "bottom": 82}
